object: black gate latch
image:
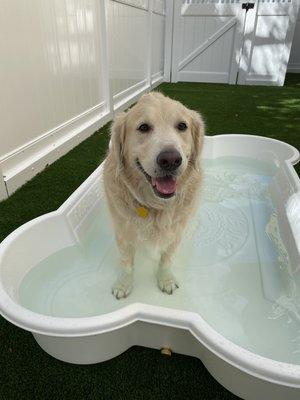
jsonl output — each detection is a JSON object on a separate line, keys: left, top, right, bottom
{"left": 242, "top": 2, "right": 255, "bottom": 12}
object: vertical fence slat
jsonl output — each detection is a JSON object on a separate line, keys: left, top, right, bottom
{"left": 164, "top": 0, "right": 173, "bottom": 82}
{"left": 147, "top": 0, "right": 154, "bottom": 89}
{"left": 277, "top": 0, "right": 300, "bottom": 85}
{"left": 100, "top": 0, "right": 114, "bottom": 119}
{"left": 0, "top": 169, "right": 8, "bottom": 201}
{"left": 105, "top": 0, "right": 167, "bottom": 112}
{"left": 171, "top": 0, "right": 182, "bottom": 82}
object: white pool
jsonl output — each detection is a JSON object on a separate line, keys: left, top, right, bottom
{"left": 1, "top": 135, "right": 299, "bottom": 400}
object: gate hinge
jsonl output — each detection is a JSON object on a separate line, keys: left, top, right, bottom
{"left": 242, "top": 2, "right": 255, "bottom": 12}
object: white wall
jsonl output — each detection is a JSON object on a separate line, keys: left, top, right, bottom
{"left": 0, "top": 0, "right": 167, "bottom": 200}
{"left": 288, "top": 11, "right": 300, "bottom": 73}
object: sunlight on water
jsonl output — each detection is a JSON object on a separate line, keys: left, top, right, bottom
{"left": 19, "top": 156, "right": 300, "bottom": 365}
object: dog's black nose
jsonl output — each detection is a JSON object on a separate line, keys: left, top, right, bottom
{"left": 157, "top": 150, "right": 182, "bottom": 171}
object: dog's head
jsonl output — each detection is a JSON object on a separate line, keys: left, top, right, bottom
{"left": 110, "top": 92, "right": 204, "bottom": 200}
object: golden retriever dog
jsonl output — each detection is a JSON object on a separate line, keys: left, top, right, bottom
{"left": 103, "top": 92, "right": 204, "bottom": 299}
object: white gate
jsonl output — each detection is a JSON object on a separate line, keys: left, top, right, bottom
{"left": 238, "top": 0, "right": 300, "bottom": 85}
{"left": 171, "top": 0, "right": 299, "bottom": 86}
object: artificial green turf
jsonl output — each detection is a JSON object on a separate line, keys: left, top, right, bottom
{"left": 159, "top": 74, "right": 300, "bottom": 151}
{"left": 0, "top": 75, "right": 299, "bottom": 400}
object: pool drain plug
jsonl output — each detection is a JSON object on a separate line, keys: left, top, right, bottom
{"left": 161, "top": 347, "right": 172, "bottom": 356}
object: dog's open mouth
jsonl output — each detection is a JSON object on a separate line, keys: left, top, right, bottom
{"left": 136, "top": 159, "right": 177, "bottom": 199}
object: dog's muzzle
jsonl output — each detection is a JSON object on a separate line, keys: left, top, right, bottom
{"left": 136, "top": 158, "right": 178, "bottom": 199}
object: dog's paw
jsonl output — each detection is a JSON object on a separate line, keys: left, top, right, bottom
{"left": 112, "top": 270, "right": 133, "bottom": 299}
{"left": 157, "top": 269, "right": 179, "bottom": 295}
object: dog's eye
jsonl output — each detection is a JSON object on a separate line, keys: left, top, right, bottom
{"left": 137, "top": 123, "right": 151, "bottom": 133}
{"left": 177, "top": 122, "right": 187, "bottom": 131}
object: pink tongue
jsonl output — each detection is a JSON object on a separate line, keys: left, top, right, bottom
{"left": 154, "top": 176, "right": 177, "bottom": 195}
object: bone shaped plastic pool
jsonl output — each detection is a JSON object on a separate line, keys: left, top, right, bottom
{"left": 0, "top": 135, "right": 300, "bottom": 400}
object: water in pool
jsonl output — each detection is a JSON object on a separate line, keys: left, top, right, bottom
{"left": 19, "top": 156, "right": 300, "bottom": 365}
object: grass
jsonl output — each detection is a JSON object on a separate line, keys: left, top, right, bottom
{"left": 0, "top": 75, "right": 299, "bottom": 400}
{"left": 159, "top": 74, "right": 300, "bottom": 154}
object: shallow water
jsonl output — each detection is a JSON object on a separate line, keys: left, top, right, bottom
{"left": 19, "top": 156, "right": 300, "bottom": 364}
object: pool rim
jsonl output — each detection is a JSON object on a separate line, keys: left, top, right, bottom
{"left": 0, "top": 134, "right": 300, "bottom": 387}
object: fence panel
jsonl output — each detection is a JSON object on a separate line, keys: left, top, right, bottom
{"left": 0, "top": 0, "right": 167, "bottom": 199}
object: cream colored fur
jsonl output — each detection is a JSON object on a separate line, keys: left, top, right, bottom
{"left": 103, "top": 92, "right": 204, "bottom": 299}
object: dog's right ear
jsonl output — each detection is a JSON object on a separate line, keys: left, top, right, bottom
{"left": 110, "top": 112, "right": 127, "bottom": 176}
{"left": 190, "top": 110, "right": 205, "bottom": 165}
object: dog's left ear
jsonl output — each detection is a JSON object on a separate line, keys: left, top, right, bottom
{"left": 190, "top": 110, "right": 205, "bottom": 163}
{"left": 110, "top": 112, "right": 127, "bottom": 176}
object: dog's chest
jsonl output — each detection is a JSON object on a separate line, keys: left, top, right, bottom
{"left": 132, "top": 207, "right": 178, "bottom": 248}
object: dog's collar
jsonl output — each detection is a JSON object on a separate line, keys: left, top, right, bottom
{"left": 135, "top": 205, "right": 149, "bottom": 219}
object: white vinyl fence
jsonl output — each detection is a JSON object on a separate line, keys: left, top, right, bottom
{"left": 288, "top": 10, "right": 300, "bottom": 72}
{"left": 0, "top": 0, "right": 298, "bottom": 200}
{"left": 171, "top": 0, "right": 299, "bottom": 85}
{"left": 107, "top": 0, "right": 169, "bottom": 109}
{"left": 0, "top": 0, "right": 169, "bottom": 200}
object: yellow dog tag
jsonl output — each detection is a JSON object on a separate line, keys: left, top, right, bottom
{"left": 136, "top": 206, "right": 149, "bottom": 219}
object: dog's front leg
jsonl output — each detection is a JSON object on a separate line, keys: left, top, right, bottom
{"left": 112, "top": 231, "right": 135, "bottom": 299}
{"left": 157, "top": 238, "right": 180, "bottom": 295}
